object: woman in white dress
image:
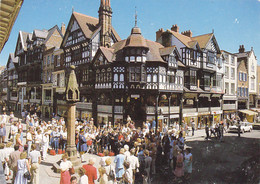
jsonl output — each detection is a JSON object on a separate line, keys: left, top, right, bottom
{"left": 14, "top": 152, "right": 30, "bottom": 184}
{"left": 104, "top": 157, "right": 116, "bottom": 184}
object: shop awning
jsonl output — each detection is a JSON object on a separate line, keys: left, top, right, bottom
{"left": 239, "top": 110, "right": 258, "bottom": 116}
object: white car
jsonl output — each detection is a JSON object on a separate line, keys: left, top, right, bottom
{"left": 229, "top": 122, "right": 253, "bottom": 133}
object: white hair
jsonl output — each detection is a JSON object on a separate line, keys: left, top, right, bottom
{"left": 124, "top": 144, "right": 129, "bottom": 151}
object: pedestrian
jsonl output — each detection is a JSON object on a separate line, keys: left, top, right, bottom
{"left": 104, "top": 157, "right": 116, "bottom": 184}
{"left": 78, "top": 167, "right": 88, "bottom": 184}
{"left": 52, "top": 127, "right": 60, "bottom": 154}
{"left": 0, "top": 123, "right": 6, "bottom": 143}
{"left": 29, "top": 144, "right": 41, "bottom": 184}
{"left": 26, "top": 127, "right": 33, "bottom": 155}
{"left": 238, "top": 121, "right": 241, "bottom": 137}
{"left": 123, "top": 161, "right": 133, "bottom": 184}
{"left": 143, "top": 149, "right": 152, "bottom": 184}
{"left": 173, "top": 148, "right": 184, "bottom": 181}
{"left": 98, "top": 166, "right": 108, "bottom": 184}
{"left": 128, "top": 148, "right": 139, "bottom": 183}
{"left": 205, "top": 124, "right": 210, "bottom": 140}
{"left": 4, "top": 142, "right": 14, "bottom": 181}
{"left": 41, "top": 129, "right": 49, "bottom": 161}
{"left": 83, "top": 158, "right": 97, "bottom": 184}
{"left": 60, "top": 153, "right": 73, "bottom": 184}
{"left": 184, "top": 148, "right": 192, "bottom": 181}
{"left": 8, "top": 144, "right": 20, "bottom": 184}
{"left": 191, "top": 119, "right": 195, "bottom": 136}
{"left": 114, "top": 148, "right": 125, "bottom": 183}
{"left": 14, "top": 152, "right": 30, "bottom": 184}
{"left": 70, "top": 176, "right": 77, "bottom": 184}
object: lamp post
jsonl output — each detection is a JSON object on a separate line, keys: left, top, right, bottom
{"left": 65, "top": 65, "right": 81, "bottom": 166}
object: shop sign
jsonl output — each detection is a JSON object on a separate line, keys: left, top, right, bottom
{"left": 158, "top": 115, "right": 164, "bottom": 119}
{"left": 211, "top": 110, "right": 223, "bottom": 115}
{"left": 131, "top": 94, "right": 140, "bottom": 98}
{"left": 170, "top": 114, "right": 179, "bottom": 118}
{"left": 183, "top": 112, "right": 198, "bottom": 117}
{"left": 198, "top": 112, "right": 210, "bottom": 116}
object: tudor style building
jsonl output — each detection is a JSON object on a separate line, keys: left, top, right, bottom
{"left": 59, "top": 0, "right": 121, "bottom": 120}
{"left": 156, "top": 25, "right": 224, "bottom": 127}
{"left": 6, "top": 53, "right": 19, "bottom": 111}
{"left": 91, "top": 26, "right": 184, "bottom": 127}
{"left": 15, "top": 25, "right": 64, "bottom": 113}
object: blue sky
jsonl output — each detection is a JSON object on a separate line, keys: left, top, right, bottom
{"left": 0, "top": 0, "right": 259, "bottom": 66}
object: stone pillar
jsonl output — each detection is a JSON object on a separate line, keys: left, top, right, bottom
{"left": 155, "top": 94, "right": 159, "bottom": 133}
{"left": 66, "top": 103, "right": 81, "bottom": 166}
{"left": 168, "top": 94, "right": 171, "bottom": 127}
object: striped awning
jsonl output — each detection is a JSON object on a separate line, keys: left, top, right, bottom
{"left": 0, "top": 0, "right": 24, "bottom": 52}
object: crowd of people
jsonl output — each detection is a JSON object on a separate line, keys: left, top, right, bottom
{"left": 0, "top": 110, "right": 193, "bottom": 184}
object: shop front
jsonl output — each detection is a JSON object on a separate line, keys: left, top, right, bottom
{"left": 238, "top": 110, "right": 258, "bottom": 123}
{"left": 197, "top": 112, "right": 211, "bottom": 128}
{"left": 183, "top": 112, "right": 198, "bottom": 128}
{"left": 211, "top": 110, "right": 223, "bottom": 124}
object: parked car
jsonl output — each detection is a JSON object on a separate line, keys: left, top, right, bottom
{"left": 229, "top": 122, "right": 253, "bottom": 133}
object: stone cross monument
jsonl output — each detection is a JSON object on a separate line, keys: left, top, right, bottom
{"left": 65, "top": 65, "right": 81, "bottom": 166}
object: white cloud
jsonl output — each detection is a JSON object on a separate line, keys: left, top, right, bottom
{"left": 258, "top": 0, "right": 260, "bottom": 2}
{"left": 234, "top": 18, "right": 239, "bottom": 24}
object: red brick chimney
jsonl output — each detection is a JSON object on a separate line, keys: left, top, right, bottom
{"left": 181, "top": 30, "right": 192, "bottom": 37}
{"left": 239, "top": 45, "right": 245, "bottom": 53}
{"left": 156, "top": 28, "right": 164, "bottom": 41}
{"left": 61, "top": 23, "right": 66, "bottom": 36}
{"left": 171, "top": 24, "right": 179, "bottom": 33}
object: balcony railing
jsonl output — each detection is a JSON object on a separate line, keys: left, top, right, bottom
{"left": 211, "top": 107, "right": 221, "bottom": 111}
{"left": 114, "top": 106, "right": 123, "bottom": 113}
{"left": 198, "top": 107, "right": 210, "bottom": 112}
{"left": 223, "top": 104, "right": 236, "bottom": 110}
{"left": 76, "top": 102, "right": 92, "bottom": 110}
{"left": 97, "top": 105, "right": 112, "bottom": 113}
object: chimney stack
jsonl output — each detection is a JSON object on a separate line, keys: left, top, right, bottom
{"left": 181, "top": 30, "right": 192, "bottom": 37}
{"left": 239, "top": 45, "right": 245, "bottom": 53}
{"left": 61, "top": 23, "right": 66, "bottom": 36}
{"left": 171, "top": 24, "right": 179, "bottom": 33}
{"left": 156, "top": 28, "right": 164, "bottom": 41}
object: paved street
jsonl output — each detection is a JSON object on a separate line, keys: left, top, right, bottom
{"left": 3, "top": 115, "right": 259, "bottom": 184}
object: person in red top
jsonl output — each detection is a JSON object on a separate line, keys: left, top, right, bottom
{"left": 83, "top": 158, "right": 97, "bottom": 184}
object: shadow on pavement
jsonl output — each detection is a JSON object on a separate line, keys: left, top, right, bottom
{"left": 186, "top": 135, "right": 260, "bottom": 184}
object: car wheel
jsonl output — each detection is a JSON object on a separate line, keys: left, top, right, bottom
{"left": 249, "top": 128, "right": 252, "bottom": 132}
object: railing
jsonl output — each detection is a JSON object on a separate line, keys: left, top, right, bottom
{"left": 76, "top": 102, "right": 92, "bottom": 110}
{"left": 183, "top": 108, "right": 197, "bottom": 113}
{"left": 223, "top": 104, "right": 236, "bottom": 110}
{"left": 10, "top": 97, "right": 18, "bottom": 101}
{"left": 114, "top": 106, "right": 123, "bottom": 113}
{"left": 146, "top": 106, "right": 155, "bottom": 114}
{"left": 30, "top": 99, "right": 41, "bottom": 103}
{"left": 211, "top": 107, "right": 221, "bottom": 111}
{"left": 198, "top": 107, "right": 210, "bottom": 112}
{"left": 170, "top": 106, "right": 179, "bottom": 113}
{"left": 57, "top": 100, "right": 67, "bottom": 105}
{"left": 97, "top": 105, "right": 112, "bottom": 113}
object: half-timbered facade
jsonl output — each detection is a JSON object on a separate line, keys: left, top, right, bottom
{"left": 6, "top": 53, "right": 19, "bottom": 111}
{"left": 157, "top": 25, "right": 224, "bottom": 127}
{"left": 60, "top": 0, "right": 121, "bottom": 120}
{"left": 91, "top": 26, "right": 184, "bottom": 128}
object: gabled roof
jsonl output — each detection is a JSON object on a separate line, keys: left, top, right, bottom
{"left": 62, "top": 11, "right": 121, "bottom": 47}
{"left": 166, "top": 29, "right": 194, "bottom": 48}
{"left": 192, "top": 33, "right": 213, "bottom": 49}
{"left": 33, "top": 29, "right": 48, "bottom": 39}
{"left": 43, "top": 25, "right": 63, "bottom": 45}
{"left": 159, "top": 46, "right": 176, "bottom": 56}
{"left": 73, "top": 12, "right": 99, "bottom": 39}
{"left": 99, "top": 47, "right": 114, "bottom": 62}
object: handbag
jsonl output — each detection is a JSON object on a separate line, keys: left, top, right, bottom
{"left": 69, "top": 167, "right": 75, "bottom": 175}
{"left": 108, "top": 165, "right": 115, "bottom": 181}
{"left": 24, "top": 171, "right": 31, "bottom": 180}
